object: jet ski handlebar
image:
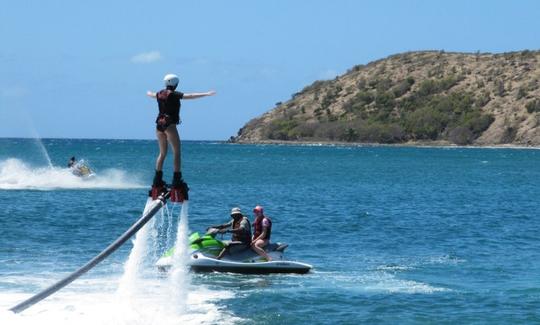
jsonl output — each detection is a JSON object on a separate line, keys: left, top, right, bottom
{"left": 205, "top": 227, "right": 222, "bottom": 236}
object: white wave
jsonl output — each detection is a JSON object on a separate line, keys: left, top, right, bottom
{"left": 0, "top": 158, "right": 144, "bottom": 190}
{"left": 363, "top": 272, "right": 450, "bottom": 294}
{"left": 424, "top": 254, "right": 466, "bottom": 265}
{"left": 324, "top": 271, "right": 450, "bottom": 295}
{"left": 0, "top": 278, "right": 240, "bottom": 325}
{"left": 376, "top": 264, "right": 414, "bottom": 272}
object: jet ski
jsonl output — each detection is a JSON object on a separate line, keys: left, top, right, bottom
{"left": 156, "top": 228, "right": 312, "bottom": 274}
{"left": 70, "top": 159, "right": 95, "bottom": 178}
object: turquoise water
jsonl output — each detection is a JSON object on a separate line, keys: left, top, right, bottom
{"left": 1, "top": 138, "right": 539, "bottom": 324}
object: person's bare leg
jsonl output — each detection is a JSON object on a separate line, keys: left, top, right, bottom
{"left": 252, "top": 239, "right": 271, "bottom": 261}
{"left": 216, "top": 247, "right": 228, "bottom": 260}
{"left": 165, "top": 125, "right": 181, "bottom": 172}
{"left": 155, "top": 130, "right": 168, "bottom": 171}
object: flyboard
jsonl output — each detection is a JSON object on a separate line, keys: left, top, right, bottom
{"left": 8, "top": 183, "right": 189, "bottom": 314}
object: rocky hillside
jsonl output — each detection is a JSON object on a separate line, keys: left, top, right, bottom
{"left": 231, "top": 50, "right": 540, "bottom": 146}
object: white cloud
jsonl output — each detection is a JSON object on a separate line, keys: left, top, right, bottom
{"left": 131, "top": 51, "right": 162, "bottom": 64}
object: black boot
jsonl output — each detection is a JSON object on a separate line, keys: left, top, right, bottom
{"left": 152, "top": 170, "right": 164, "bottom": 187}
{"left": 150, "top": 170, "right": 166, "bottom": 200}
{"left": 171, "top": 172, "right": 189, "bottom": 202}
{"left": 172, "top": 172, "right": 183, "bottom": 187}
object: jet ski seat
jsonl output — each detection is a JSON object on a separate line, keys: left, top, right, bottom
{"left": 274, "top": 243, "right": 288, "bottom": 252}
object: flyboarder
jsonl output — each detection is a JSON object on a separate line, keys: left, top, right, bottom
{"left": 146, "top": 73, "right": 215, "bottom": 201}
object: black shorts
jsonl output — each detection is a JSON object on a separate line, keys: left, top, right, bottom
{"left": 156, "top": 114, "right": 173, "bottom": 132}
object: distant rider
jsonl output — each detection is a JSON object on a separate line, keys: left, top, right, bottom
{"left": 67, "top": 156, "right": 76, "bottom": 168}
{"left": 211, "top": 207, "right": 252, "bottom": 260}
{"left": 251, "top": 205, "right": 273, "bottom": 261}
{"left": 146, "top": 74, "right": 215, "bottom": 201}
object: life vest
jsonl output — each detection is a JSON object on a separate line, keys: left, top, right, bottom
{"left": 156, "top": 89, "right": 181, "bottom": 124}
{"left": 232, "top": 217, "right": 252, "bottom": 244}
{"left": 253, "top": 216, "right": 272, "bottom": 240}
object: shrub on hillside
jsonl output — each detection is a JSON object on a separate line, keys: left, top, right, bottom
{"left": 301, "top": 80, "right": 329, "bottom": 94}
{"left": 526, "top": 100, "right": 540, "bottom": 113}
{"left": 265, "top": 119, "right": 299, "bottom": 140}
{"left": 321, "top": 88, "right": 340, "bottom": 110}
{"left": 357, "top": 78, "right": 367, "bottom": 90}
{"left": 374, "top": 91, "right": 395, "bottom": 110}
{"left": 475, "top": 91, "right": 491, "bottom": 107}
{"left": 432, "top": 92, "right": 475, "bottom": 115}
{"left": 343, "top": 91, "right": 374, "bottom": 113}
{"left": 500, "top": 126, "right": 517, "bottom": 143}
{"left": 341, "top": 128, "right": 358, "bottom": 142}
{"left": 496, "top": 80, "right": 505, "bottom": 97}
{"left": 356, "top": 122, "right": 404, "bottom": 143}
{"left": 293, "top": 122, "right": 318, "bottom": 138}
{"left": 516, "top": 87, "right": 528, "bottom": 100}
{"left": 460, "top": 111, "right": 495, "bottom": 135}
{"left": 448, "top": 127, "right": 474, "bottom": 145}
{"left": 417, "top": 79, "right": 439, "bottom": 97}
{"left": 417, "top": 75, "right": 463, "bottom": 97}
{"left": 404, "top": 107, "right": 449, "bottom": 140}
{"left": 376, "top": 78, "right": 393, "bottom": 92}
{"left": 392, "top": 77, "right": 415, "bottom": 98}
{"left": 356, "top": 90, "right": 375, "bottom": 105}
{"left": 313, "top": 122, "right": 344, "bottom": 141}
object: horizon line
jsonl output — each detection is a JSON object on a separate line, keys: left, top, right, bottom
{"left": 0, "top": 136, "right": 228, "bottom": 142}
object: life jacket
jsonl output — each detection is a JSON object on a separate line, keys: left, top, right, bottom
{"left": 156, "top": 89, "right": 181, "bottom": 124}
{"left": 232, "top": 217, "right": 252, "bottom": 244}
{"left": 253, "top": 216, "right": 272, "bottom": 240}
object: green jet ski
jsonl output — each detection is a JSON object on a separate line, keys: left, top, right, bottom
{"left": 156, "top": 228, "right": 312, "bottom": 274}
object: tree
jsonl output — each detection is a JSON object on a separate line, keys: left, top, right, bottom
{"left": 342, "top": 128, "right": 358, "bottom": 142}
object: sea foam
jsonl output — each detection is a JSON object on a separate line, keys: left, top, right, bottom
{"left": 0, "top": 158, "right": 143, "bottom": 190}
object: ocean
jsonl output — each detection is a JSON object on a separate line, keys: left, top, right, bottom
{"left": 0, "top": 138, "right": 539, "bottom": 324}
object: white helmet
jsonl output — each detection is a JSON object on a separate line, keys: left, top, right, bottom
{"left": 163, "top": 74, "right": 179, "bottom": 88}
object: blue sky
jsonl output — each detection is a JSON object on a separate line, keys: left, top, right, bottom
{"left": 1, "top": 0, "right": 539, "bottom": 140}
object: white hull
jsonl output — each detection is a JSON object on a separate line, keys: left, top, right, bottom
{"left": 157, "top": 253, "right": 312, "bottom": 274}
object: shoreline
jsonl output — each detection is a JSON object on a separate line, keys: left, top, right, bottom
{"left": 230, "top": 139, "right": 540, "bottom": 150}
{"left": 1, "top": 137, "right": 538, "bottom": 149}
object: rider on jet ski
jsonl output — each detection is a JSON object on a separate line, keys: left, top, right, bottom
{"left": 210, "top": 207, "right": 252, "bottom": 260}
{"left": 251, "top": 205, "right": 273, "bottom": 261}
{"left": 67, "top": 156, "right": 93, "bottom": 178}
{"left": 67, "top": 157, "right": 76, "bottom": 168}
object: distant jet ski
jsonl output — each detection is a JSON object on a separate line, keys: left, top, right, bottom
{"left": 69, "top": 159, "right": 95, "bottom": 178}
{"left": 156, "top": 228, "right": 312, "bottom": 274}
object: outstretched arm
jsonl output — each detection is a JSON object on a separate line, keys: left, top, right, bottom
{"left": 183, "top": 90, "right": 216, "bottom": 100}
{"left": 146, "top": 91, "right": 157, "bottom": 98}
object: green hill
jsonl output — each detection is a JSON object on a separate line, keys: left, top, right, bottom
{"left": 231, "top": 50, "right": 540, "bottom": 146}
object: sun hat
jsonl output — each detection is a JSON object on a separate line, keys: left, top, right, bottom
{"left": 230, "top": 207, "right": 242, "bottom": 216}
